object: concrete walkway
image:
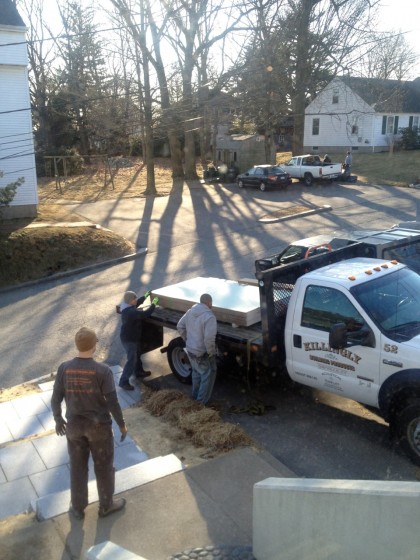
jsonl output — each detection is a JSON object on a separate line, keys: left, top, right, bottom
{"left": 0, "top": 366, "right": 183, "bottom": 521}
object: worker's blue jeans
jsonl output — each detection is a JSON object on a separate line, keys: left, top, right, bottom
{"left": 188, "top": 353, "right": 217, "bottom": 405}
{"left": 120, "top": 339, "right": 137, "bottom": 386}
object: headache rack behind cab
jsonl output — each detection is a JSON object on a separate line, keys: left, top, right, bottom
{"left": 255, "top": 242, "right": 376, "bottom": 367}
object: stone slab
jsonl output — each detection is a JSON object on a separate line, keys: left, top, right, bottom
{"left": 29, "top": 464, "right": 70, "bottom": 497}
{"left": 6, "top": 413, "right": 45, "bottom": 441}
{"left": 32, "top": 432, "right": 69, "bottom": 468}
{"left": 11, "top": 393, "right": 49, "bottom": 418}
{"left": 85, "top": 541, "right": 147, "bottom": 560}
{"left": 0, "top": 439, "right": 46, "bottom": 481}
{"left": 253, "top": 478, "right": 420, "bottom": 560}
{"left": 151, "top": 277, "right": 261, "bottom": 326}
{"left": 0, "top": 477, "right": 38, "bottom": 518}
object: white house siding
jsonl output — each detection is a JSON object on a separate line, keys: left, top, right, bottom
{"left": 303, "top": 78, "right": 420, "bottom": 154}
{"left": 0, "top": 25, "right": 38, "bottom": 218}
{"left": 0, "top": 28, "right": 28, "bottom": 64}
{"left": 304, "top": 79, "right": 376, "bottom": 154}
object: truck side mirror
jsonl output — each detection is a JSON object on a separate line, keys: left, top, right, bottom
{"left": 329, "top": 322, "right": 347, "bottom": 349}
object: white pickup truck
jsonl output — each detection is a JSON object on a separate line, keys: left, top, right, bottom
{"left": 143, "top": 245, "right": 420, "bottom": 466}
{"left": 284, "top": 154, "right": 342, "bottom": 185}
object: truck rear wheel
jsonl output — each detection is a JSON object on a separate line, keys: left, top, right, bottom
{"left": 303, "top": 173, "right": 313, "bottom": 186}
{"left": 395, "top": 402, "right": 420, "bottom": 465}
{"left": 167, "top": 337, "right": 192, "bottom": 384}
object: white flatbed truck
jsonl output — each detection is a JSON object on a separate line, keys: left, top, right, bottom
{"left": 142, "top": 244, "right": 420, "bottom": 466}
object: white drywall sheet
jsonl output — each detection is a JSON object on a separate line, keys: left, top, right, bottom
{"left": 151, "top": 277, "right": 261, "bottom": 326}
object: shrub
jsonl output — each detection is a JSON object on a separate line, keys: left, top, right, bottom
{"left": 399, "top": 126, "right": 420, "bottom": 150}
{"left": 0, "top": 171, "right": 24, "bottom": 209}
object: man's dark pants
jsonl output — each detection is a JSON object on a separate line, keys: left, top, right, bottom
{"left": 66, "top": 417, "right": 115, "bottom": 512}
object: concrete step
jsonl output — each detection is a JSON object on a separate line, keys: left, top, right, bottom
{"left": 34, "top": 453, "right": 184, "bottom": 521}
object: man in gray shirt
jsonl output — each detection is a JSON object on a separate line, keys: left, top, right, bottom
{"left": 51, "top": 327, "right": 128, "bottom": 520}
{"left": 177, "top": 293, "right": 217, "bottom": 405}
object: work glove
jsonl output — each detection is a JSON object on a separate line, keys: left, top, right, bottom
{"left": 55, "top": 417, "right": 67, "bottom": 436}
{"left": 120, "top": 424, "right": 128, "bottom": 443}
{"left": 152, "top": 297, "right": 159, "bottom": 305}
{"left": 143, "top": 290, "right": 151, "bottom": 299}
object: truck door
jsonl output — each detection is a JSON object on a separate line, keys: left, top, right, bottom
{"left": 286, "top": 284, "right": 381, "bottom": 406}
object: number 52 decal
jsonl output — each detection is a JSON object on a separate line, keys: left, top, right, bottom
{"left": 384, "top": 344, "right": 398, "bottom": 354}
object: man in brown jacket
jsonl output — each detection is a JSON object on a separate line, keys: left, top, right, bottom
{"left": 51, "top": 327, "right": 128, "bottom": 520}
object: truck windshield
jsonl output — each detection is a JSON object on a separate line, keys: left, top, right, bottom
{"left": 351, "top": 267, "right": 420, "bottom": 342}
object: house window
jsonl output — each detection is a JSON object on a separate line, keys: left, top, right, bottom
{"left": 332, "top": 90, "right": 339, "bottom": 104}
{"left": 351, "top": 125, "right": 359, "bottom": 135}
{"left": 312, "top": 118, "right": 320, "bottom": 135}
{"left": 410, "top": 116, "right": 419, "bottom": 129}
{"left": 381, "top": 115, "right": 399, "bottom": 135}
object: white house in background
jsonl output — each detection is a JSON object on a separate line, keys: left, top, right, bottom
{"left": 304, "top": 76, "right": 420, "bottom": 155}
{"left": 0, "top": 0, "right": 38, "bottom": 218}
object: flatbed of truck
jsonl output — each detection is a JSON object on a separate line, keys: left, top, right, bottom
{"left": 146, "top": 306, "right": 264, "bottom": 347}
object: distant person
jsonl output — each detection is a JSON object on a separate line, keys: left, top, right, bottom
{"left": 344, "top": 151, "right": 353, "bottom": 178}
{"left": 177, "top": 293, "right": 217, "bottom": 405}
{"left": 51, "top": 327, "right": 128, "bottom": 520}
{"left": 345, "top": 151, "right": 352, "bottom": 167}
{"left": 323, "top": 154, "right": 331, "bottom": 164}
{"left": 119, "top": 290, "right": 159, "bottom": 390}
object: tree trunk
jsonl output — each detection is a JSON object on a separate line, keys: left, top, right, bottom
{"left": 139, "top": 1, "right": 156, "bottom": 195}
{"left": 293, "top": 0, "right": 321, "bottom": 155}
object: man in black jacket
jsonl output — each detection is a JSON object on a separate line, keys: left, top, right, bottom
{"left": 119, "top": 290, "right": 159, "bottom": 390}
{"left": 51, "top": 327, "right": 128, "bottom": 519}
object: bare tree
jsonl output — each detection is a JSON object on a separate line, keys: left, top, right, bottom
{"left": 19, "top": 0, "right": 59, "bottom": 154}
{"left": 157, "top": 0, "right": 246, "bottom": 178}
{"left": 358, "top": 30, "right": 418, "bottom": 80}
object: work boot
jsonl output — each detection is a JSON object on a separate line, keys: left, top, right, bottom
{"left": 119, "top": 382, "right": 134, "bottom": 391}
{"left": 135, "top": 370, "right": 151, "bottom": 378}
{"left": 98, "top": 497, "right": 126, "bottom": 518}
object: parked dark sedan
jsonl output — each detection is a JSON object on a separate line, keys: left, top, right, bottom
{"left": 237, "top": 165, "right": 292, "bottom": 191}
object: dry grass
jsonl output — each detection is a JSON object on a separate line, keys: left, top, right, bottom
{"left": 142, "top": 388, "right": 255, "bottom": 452}
{"left": 34, "top": 151, "right": 420, "bottom": 205}
{"left": 191, "top": 422, "right": 254, "bottom": 450}
{"left": 178, "top": 408, "right": 221, "bottom": 432}
{"left": 143, "top": 389, "right": 187, "bottom": 416}
{"left": 37, "top": 157, "right": 205, "bottom": 202}
{"left": 0, "top": 219, "right": 134, "bottom": 288}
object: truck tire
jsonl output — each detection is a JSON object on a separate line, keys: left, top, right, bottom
{"left": 259, "top": 182, "right": 266, "bottom": 191}
{"left": 395, "top": 402, "right": 420, "bottom": 465}
{"left": 303, "top": 173, "right": 313, "bottom": 186}
{"left": 167, "top": 337, "right": 192, "bottom": 384}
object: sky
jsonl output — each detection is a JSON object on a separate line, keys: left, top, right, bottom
{"left": 376, "top": 0, "right": 420, "bottom": 77}
{"left": 21, "top": 0, "right": 420, "bottom": 79}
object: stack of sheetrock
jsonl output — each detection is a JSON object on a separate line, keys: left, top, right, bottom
{"left": 151, "top": 277, "right": 261, "bottom": 326}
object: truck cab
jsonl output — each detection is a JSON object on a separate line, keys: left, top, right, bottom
{"left": 283, "top": 257, "right": 420, "bottom": 464}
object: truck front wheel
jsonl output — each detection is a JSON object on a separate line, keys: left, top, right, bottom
{"left": 395, "top": 402, "right": 420, "bottom": 465}
{"left": 167, "top": 337, "right": 192, "bottom": 384}
{"left": 303, "top": 173, "right": 313, "bottom": 186}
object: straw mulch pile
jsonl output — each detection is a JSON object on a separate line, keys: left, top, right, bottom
{"left": 142, "top": 388, "right": 255, "bottom": 452}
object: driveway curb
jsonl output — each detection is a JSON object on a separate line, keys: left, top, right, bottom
{"left": 258, "top": 204, "right": 332, "bottom": 224}
{"left": 0, "top": 248, "right": 148, "bottom": 294}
